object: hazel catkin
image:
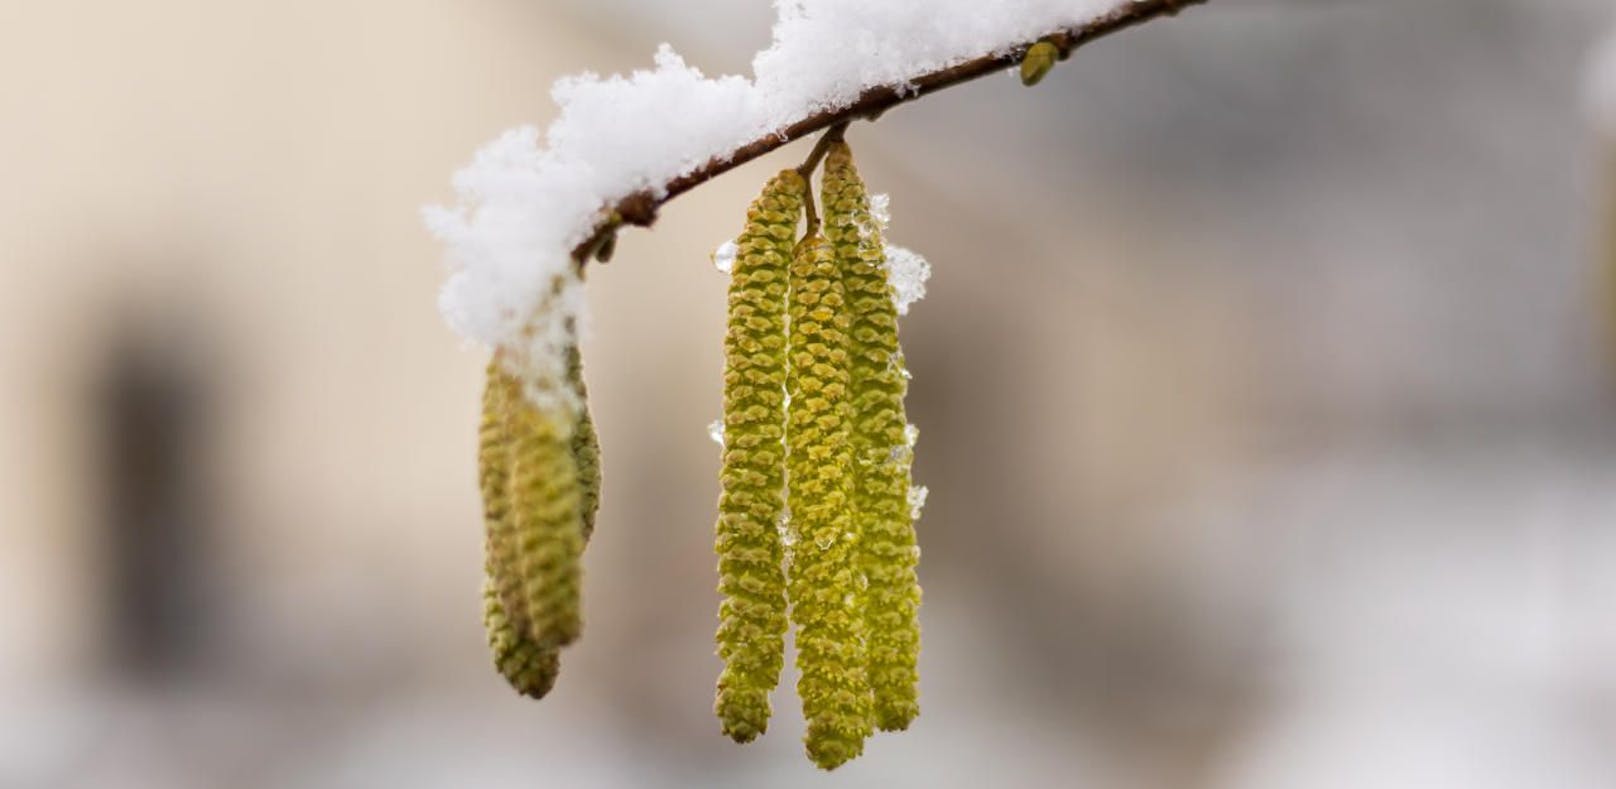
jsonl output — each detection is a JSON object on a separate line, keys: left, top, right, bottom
{"left": 568, "top": 343, "right": 602, "bottom": 541}
{"left": 822, "top": 141, "right": 923, "bottom": 733}
{"left": 479, "top": 337, "right": 599, "bottom": 698}
{"left": 482, "top": 575, "right": 562, "bottom": 698}
{"left": 713, "top": 169, "right": 804, "bottom": 743}
{"left": 486, "top": 361, "right": 585, "bottom": 650}
{"left": 786, "top": 231, "right": 872, "bottom": 770}
{"left": 479, "top": 360, "right": 565, "bottom": 696}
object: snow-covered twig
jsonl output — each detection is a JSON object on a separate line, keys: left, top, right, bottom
{"left": 568, "top": 0, "right": 1203, "bottom": 264}
{"left": 426, "top": 1, "right": 1203, "bottom": 391}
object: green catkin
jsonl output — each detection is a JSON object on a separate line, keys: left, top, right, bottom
{"left": 713, "top": 169, "right": 804, "bottom": 743}
{"left": 479, "top": 361, "right": 563, "bottom": 697}
{"left": 481, "top": 362, "right": 531, "bottom": 633}
{"left": 500, "top": 366, "right": 586, "bottom": 650}
{"left": 480, "top": 340, "right": 598, "bottom": 698}
{"left": 1020, "top": 40, "right": 1059, "bottom": 86}
{"left": 482, "top": 576, "right": 562, "bottom": 697}
{"left": 786, "top": 231, "right": 872, "bottom": 770}
{"left": 822, "top": 142, "right": 922, "bottom": 732}
{"left": 569, "top": 344, "right": 602, "bottom": 541}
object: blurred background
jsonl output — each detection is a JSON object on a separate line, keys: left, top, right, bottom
{"left": 4, "top": 0, "right": 1616, "bottom": 786}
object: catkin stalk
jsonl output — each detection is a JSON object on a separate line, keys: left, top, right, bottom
{"left": 786, "top": 231, "right": 871, "bottom": 770}
{"left": 822, "top": 141, "right": 922, "bottom": 732}
{"left": 714, "top": 169, "right": 804, "bottom": 743}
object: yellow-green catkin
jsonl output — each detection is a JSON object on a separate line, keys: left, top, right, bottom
{"left": 478, "top": 361, "right": 563, "bottom": 697}
{"left": 479, "top": 340, "right": 597, "bottom": 698}
{"left": 713, "top": 169, "right": 804, "bottom": 743}
{"left": 1020, "top": 40, "right": 1059, "bottom": 86}
{"left": 568, "top": 344, "right": 602, "bottom": 541}
{"left": 494, "top": 364, "right": 585, "bottom": 650}
{"left": 822, "top": 142, "right": 922, "bottom": 732}
{"left": 482, "top": 576, "right": 562, "bottom": 698}
{"left": 479, "top": 361, "right": 528, "bottom": 632}
{"left": 786, "top": 231, "right": 872, "bottom": 770}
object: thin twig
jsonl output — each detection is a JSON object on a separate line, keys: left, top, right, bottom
{"left": 568, "top": 0, "right": 1204, "bottom": 262}
{"left": 802, "top": 178, "right": 819, "bottom": 239}
{"left": 797, "top": 122, "right": 850, "bottom": 180}
{"left": 798, "top": 122, "right": 849, "bottom": 237}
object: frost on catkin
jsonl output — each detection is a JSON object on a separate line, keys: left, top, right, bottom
{"left": 822, "top": 141, "right": 922, "bottom": 732}
{"left": 786, "top": 232, "right": 871, "bottom": 769}
{"left": 713, "top": 169, "right": 803, "bottom": 743}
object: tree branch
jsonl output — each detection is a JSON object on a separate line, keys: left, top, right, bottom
{"left": 571, "top": 0, "right": 1205, "bottom": 263}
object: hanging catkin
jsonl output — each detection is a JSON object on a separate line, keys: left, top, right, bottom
{"left": 821, "top": 141, "right": 922, "bottom": 732}
{"left": 480, "top": 339, "right": 599, "bottom": 697}
{"left": 483, "top": 358, "right": 585, "bottom": 650}
{"left": 713, "top": 169, "right": 804, "bottom": 743}
{"left": 482, "top": 576, "right": 562, "bottom": 697}
{"left": 478, "top": 361, "right": 563, "bottom": 696}
{"left": 479, "top": 360, "right": 530, "bottom": 634}
{"left": 568, "top": 343, "right": 602, "bottom": 541}
{"left": 786, "top": 230, "right": 872, "bottom": 770}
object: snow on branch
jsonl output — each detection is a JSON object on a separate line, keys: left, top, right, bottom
{"left": 424, "top": 0, "right": 1202, "bottom": 371}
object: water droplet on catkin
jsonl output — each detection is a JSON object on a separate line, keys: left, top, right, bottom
{"left": 712, "top": 239, "right": 739, "bottom": 274}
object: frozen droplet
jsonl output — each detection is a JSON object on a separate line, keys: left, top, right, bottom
{"left": 904, "top": 423, "right": 920, "bottom": 448}
{"left": 900, "top": 366, "right": 912, "bottom": 380}
{"left": 907, "top": 485, "right": 929, "bottom": 520}
{"left": 869, "top": 193, "right": 891, "bottom": 229}
{"left": 882, "top": 245, "right": 930, "bottom": 316}
{"left": 707, "top": 419, "right": 725, "bottom": 446}
{"left": 711, "top": 239, "right": 739, "bottom": 274}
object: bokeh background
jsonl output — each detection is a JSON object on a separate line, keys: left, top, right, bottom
{"left": 5, "top": 1, "right": 1616, "bottom": 786}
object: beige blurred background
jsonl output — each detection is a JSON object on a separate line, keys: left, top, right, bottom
{"left": 4, "top": 1, "right": 1616, "bottom": 786}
